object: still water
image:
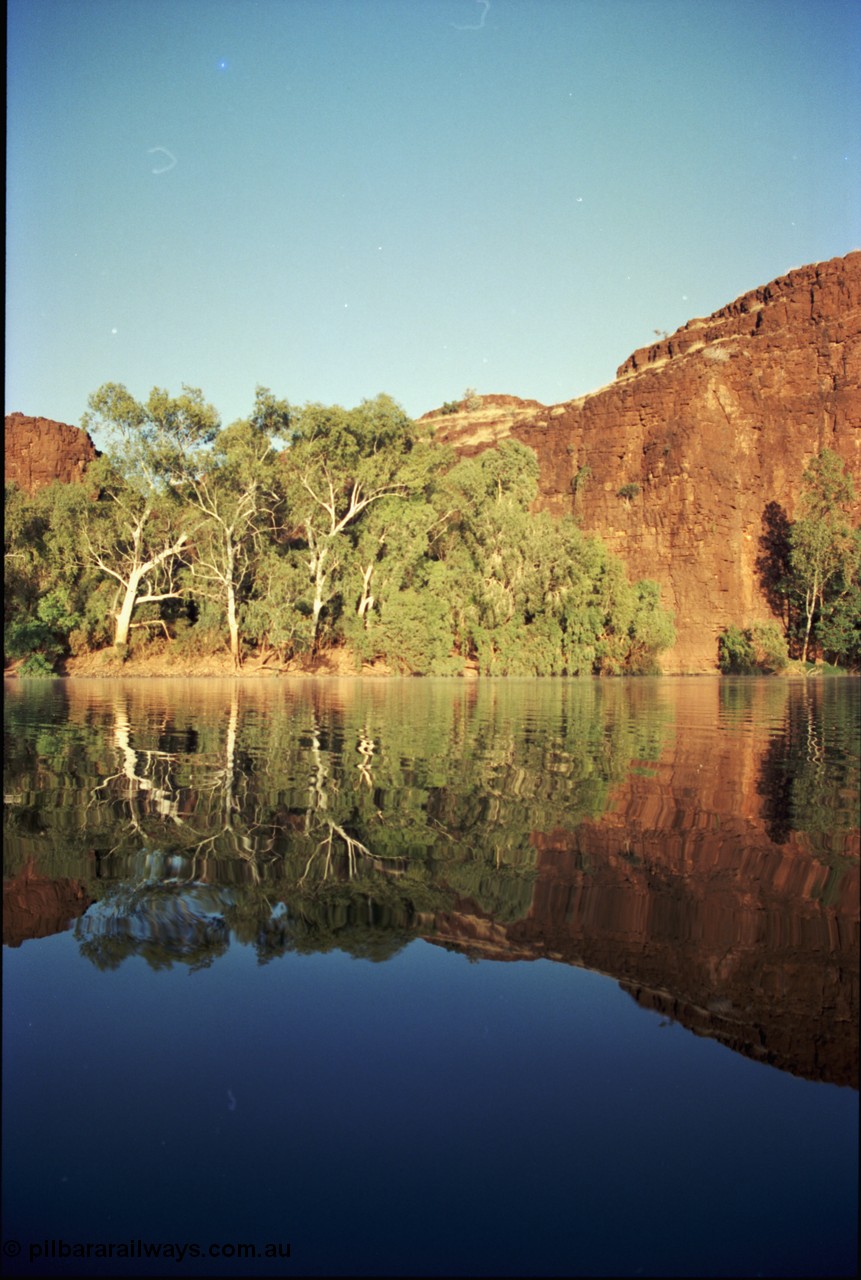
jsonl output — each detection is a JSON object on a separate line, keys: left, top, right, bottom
{"left": 3, "top": 676, "right": 858, "bottom": 1277}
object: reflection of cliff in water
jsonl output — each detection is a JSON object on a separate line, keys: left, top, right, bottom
{"left": 504, "top": 825, "right": 858, "bottom": 1090}
{"left": 2, "top": 861, "right": 93, "bottom": 948}
{"left": 3, "top": 677, "right": 858, "bottom": 1087}
{"left": 443, "top": 682, "right": 859, "bottom": 1089}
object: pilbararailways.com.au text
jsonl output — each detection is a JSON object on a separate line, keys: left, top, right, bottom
{"left": 4, "top": 1238, "right": 291, "bottom": 1265}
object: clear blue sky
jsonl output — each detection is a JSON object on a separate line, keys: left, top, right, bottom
{"left": 7, "top": 0, "right": 860, "bottom": 435}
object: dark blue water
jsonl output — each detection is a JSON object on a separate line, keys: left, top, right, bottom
{"left": 3, "top": 677, "right": 858, "bottom": 1276}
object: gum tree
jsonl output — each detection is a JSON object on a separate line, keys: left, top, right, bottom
{"left": 81, "top": 383, "right": 220, "bottom": 648}
{"left": 788, "top": 449, "right": 858, "bottom": 664}
{"left": 282, "top": 394, "right": 436, "bottom": 649}
{"left": 183, "top": 388, "right": 289, "bottom": 665}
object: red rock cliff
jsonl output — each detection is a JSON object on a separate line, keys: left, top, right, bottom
{"left": 426, "top": 252, "right": 861, "bottom": 671}
{"left": 4, "top": 412, "right": 98, "bottom": 494}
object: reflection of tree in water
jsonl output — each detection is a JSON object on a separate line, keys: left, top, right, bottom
{"left": 757, "top": 680, "right": 861, "bottom": 870}
{"left": 4, "top": 681, "right": 672, "bottom": 967}
{"left": 249, "top": 888, "right": 421, "bottom": 964}
{"left": 76, "top": 879, "right": 233, "bottom": 971}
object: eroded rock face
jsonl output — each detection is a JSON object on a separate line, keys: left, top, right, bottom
{"left": 426, "top": 252, "right": 861, "bottom": 671}
{"left": 4, "top": 412, "right": 98, "bottom": 494}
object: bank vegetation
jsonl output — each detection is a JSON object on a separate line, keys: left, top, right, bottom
{"left": 5, "top": 384, "right": 677, "bottom": 678}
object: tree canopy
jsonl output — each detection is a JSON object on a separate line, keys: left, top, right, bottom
{"left": 727, "top": 448, "right": 860, "bottom": 672}
{"left": 5, "top": 384, "right": 677, "bottom": 677}
{"left": 789, "top": 449, "right": 859, "bottom": 665}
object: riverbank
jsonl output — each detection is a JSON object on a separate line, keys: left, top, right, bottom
{"left": 5, "top": 647, "right": 397, "bottom": 679}
{"left": 4, "top": 651, "right": 850, "bottom": 679}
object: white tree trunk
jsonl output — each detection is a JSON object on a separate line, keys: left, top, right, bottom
{"left": 357, "top": 563, "right": 374, "bottom": 625}
{"left": 227, "top": 580, "right": 241, "bottom": 667}
{"left": 111, "top": 534, "right": 188, "bottom": 649}
{"left": 310, "top": 540, "right": 329, "bottom": 647}
{"left": 114, "top": 569, "right": 145, "bottom": 648}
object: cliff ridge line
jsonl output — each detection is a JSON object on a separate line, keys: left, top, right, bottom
{"left": 4, "top": 412, "right": 99, "bottom": 494}
{"left": 425, "top": 251, "right": 861, "bottom": 672}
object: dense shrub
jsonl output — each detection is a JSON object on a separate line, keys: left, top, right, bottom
{"left": 749, "top": 623, "right": 789, "bottom": 672}
{"left": 617, "top": 483, "right": 641, "bottom": 501}
{"left": 19, "top": 652, "right": 57, "bottom": 678}
{"left": 718, "top": 627, "right": 756, "bottom": 673}
{"left": 718, "top": 623, "right": 788, "bottom": 673}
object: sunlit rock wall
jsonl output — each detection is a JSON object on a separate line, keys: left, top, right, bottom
{"left": 426, "top": 252, "right": 861, "bottom": 672}
{"left": 4, "top": 412, "right": 99, "bottom": 494}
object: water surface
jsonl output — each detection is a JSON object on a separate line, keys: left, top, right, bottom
{"left": 3, "top": 677, "right": 858, "bottom": 1276}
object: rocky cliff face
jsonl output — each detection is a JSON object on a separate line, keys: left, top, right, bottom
{"left": 426, "top": 252, "right": 861, "bottom": 671}
{"left": 4, "top": 412, "right": 98, "bottom": 494}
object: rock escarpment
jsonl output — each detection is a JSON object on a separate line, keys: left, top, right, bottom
{"left": 4, "top": 412, "right": 98, "bottom": 494}
{"left": 427, "top": 252, "right": 861, "bottom": 671}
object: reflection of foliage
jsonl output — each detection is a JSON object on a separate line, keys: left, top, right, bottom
{"left": 9, "top": 677, "right": 858, "bottom": 973}
{"left": 3, "top": 680, "right": 676, "bottom": 967}
{"left": 249, "top": 887, "right": 420, "bottom": 963}
{"left": 76, "top": 881, "right": 233, "bottom": 971}
{"left": 757, "top": 679, "right": 860, "bottom": 859}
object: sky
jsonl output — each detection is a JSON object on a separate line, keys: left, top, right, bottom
{"left": 7, "top": 0, "right": 861, "bottom": 439}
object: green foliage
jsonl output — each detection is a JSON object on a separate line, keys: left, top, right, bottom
{"left": 184, "top": 396, "right": 285, "bottom": 663}
{"left": 6, "top": 617, "right": 59, "bottom": 663}
{"left": 19, "top": 652, "right": 58, "bottom": 677}
{"left": 240, "top": 548, "right": 314, "bottom": 660}
{"left": 815, "top": 568, "right": 861, "bottom": 666}
{"left": 571, "top": 463, "right": 591, "bottom": 497}
{"left": 718, "top": 622, "right": 788, "bottom": 674}
{"left": 617, "top": 483, "right": 641, "bottom": 501}
{"left": 749, "top": 623, "right": 790, "bottom": 672}
{"left": 4, "top": 480, "right": 93, "bottom": 658}
{"left": 752, "top": 452, "right": 860, "bottom": 669}
{"left": 79, "top": 383, "right": 224, "bottom": 648}
{"left": 83, "top": 382, "right": 221, "bottom": 493}
{"left": 439, "top": 400, "right": 462, "bottom": 415}
{"left": 372, "top": 582, "right": 461, "bottom": 675}
{"left": 5, "top": 385, "right": 677, "bottom": 676}
{"left": 718, "top": 626, "right": 756, "bottom": 673}
{"left": 787, "top": 450, "right": 858, "bottom": 664}
{"left": 4, "top": 583, "right": 85, "bottom": 670}
{"left": 283, "top": 393, "right": 440, "bottom": 649}
{"left": 430, "top": 444, "right": 673, "bottom": 676}
{"left": 171, "top": 617, "right": 227, "bottom": 659}
{"left": 603, "top": 578, "right": 676, "bottom": 674}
